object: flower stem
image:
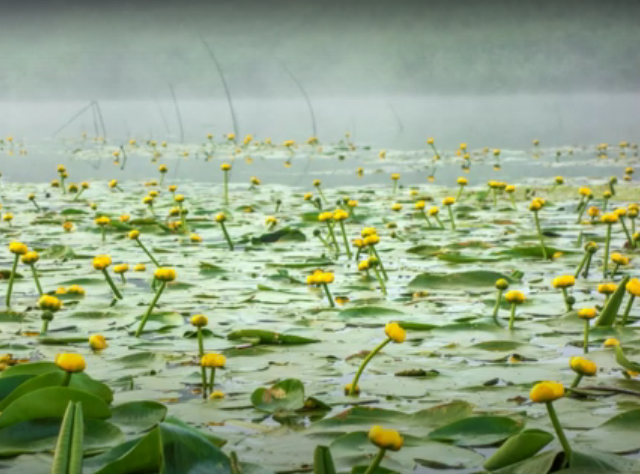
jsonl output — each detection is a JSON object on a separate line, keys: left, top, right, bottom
{"left": 534, "top": 211, "right": 547, "bottom": 260}
{"left": 574, "top": 252, "right": 589, "bottom": 278}
{"left": 41, "top": 318, "right": 50, "bottom": 336}
{"left": 363, "top": 448, "right": 387, "bottom": 474}
{"left": 32, "top": 200, "right": 41, "bottom": 211}
{"left": 493, "top": 188, "right": 498, "bottom": 207}
{"left": 492, "top": 289, "right": 503, "bottom": 324}
{"left": 178, "top": 202, "right": 188, "bottom": 232}
{"left": 561, "top": 288, "right": 570, "bottom": 312}
{"left": 101, "top": 227, "right": 106, "bottom": 243}
{"left": 421, "top": 210, "right": 432, "bottom": 227}
{"left": 61, "top": 372, "right": 72, "bottom": 387}
{"left": 510, "top": 194, "right": 516, "bottom": 210}
{"left": 508, "top": 303, "right": 517, "bottom": 330}
{"left": 371, "top": 247, "right": 388, "bottom": 281}
{"left": 197, "top": 328, "right": 208, "bottom": 399}
{"left": 326, "top": 222, "right": 340, "bottom": 255}
{"left": 135, "top": 282, "right": 166, "bottom": 337}
{"left": 435, "top": 215, "right": 445, "bottom": 229}
{"left": 136, "top": 239, "right": 161, "bottom": 267}
{"left": 545, "top": 401, "right": 572, "bottom": 462}
{"left": 317, "top": 186, "right": 327, "bottom": 204}
{"left": 349, "top": 338, "right": 391, "bottom": 395}
{"left": 447, "top": 206, "right": 456, "bottom": 230}
{"left": 582, "top": 253, "right": 593, "bottom": 278}
{"left": 373, "top": 267, "right": 387, "bottom": 295}
{"left": 583, "top": 319, "right": 590, "bottom": 353}
{"left": 30, "top": 265, "right": 43, "bottom": 296}
{"left": 620, "top": 218, "right": 633, "bottom": 249}
{"left": 209, "top": 367, "right": 216, "bottom": 393}
{"left": 102, "top": 269, "right": 123, "bottom": 300}
{"left": 571, "top": 373, "right": 583, "bottom": 389}
{"left": 223, "top": 170, "right": 229, "bottom": 206}
{"left": 220, "top": 222, "right": 234, "bottom": 250}
{"left": 338, "top": 221, "right": 352, "bottom": 258}
{"left": 603, "top": 224, "right": 612, "bottom": 278}
{"left": 621, "top": 294, "right": 635, "bottom": 326}
{"left": 322, "top": 283, "right": 335, "bottom": 307}
{"left": 456, "top": 186, "right": 464, "bottom": 201}
{"left": 5, "top": 255, "right": 19, "bottom": 308}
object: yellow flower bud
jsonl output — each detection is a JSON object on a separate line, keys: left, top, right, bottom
{"left": 368, "top": 426, "right": 404, "bottom": 451}
{"left": 190, "top": 233, "right": 202, "bottom": 243}
{"left": 442, "top": 196, "right": 455, "bottom": 206}
{"left": 201, "top": 353, "right": 226, "bottom": 367}
{"left": 627, "top": 279, "right": 640, "bottom": 297}
{"left": 221, "top": 163, "right": 231, "bottom": 171}
{"left": 9, "top": 242, "right": 28, "bottom": 255}
{"left": 215, "top": 213, "right": 227, "bottom": 223}
{"left": 154, "top": 267, "right": 176, "bottom": 282}
{"left": 21, "top": 251, "right": 39, "bottom": 265}
{"left": 505, "top": 290, "right": 525, "bottom": 304}
{"left": 68, "top": 285, "right": 85, "bottom": 296}
{"left": 134, "top": 264, "right": 146, "bottom": 272}
{"left": 496, "top": 279, "right": 509, "bottom": 290}
{"left": 601, "top": 213, "right": 619, "bottom": 224}
{"left": 529, "top": 381, "right": 564, "bottom": 403}
{"left": 89, "top": 334, "right": 108, "bottom": 350}
{"left": 578, "top": 308, "right": 597, "bottom": 320}
{"left": 113, "top": 264, "right": 129, "bottom": 274}
{"left": 391, "top": 203, "right": 403, "bottom": 212}
{"left": 39, "top": 295, "right": 63, "bottom": 312}
{"left": 570, "top": 356, "right": 597, "bottom": 376}
{"left": 191, "top": 314, "right": 208, "bottom": 327}
{"left": 552, "top": 275, "right": 575, "bottom": 289}
{"left": 384, "top": 322, "right": 406, "bottom": 343}
{"left": 93, "top": 255, "right": 112, "bottom": 270}
{"left": 604, "top": 338, "right": 620, "bottom": 347}
{"left": 55, "top": 353, "right": 86, "bottom": 373}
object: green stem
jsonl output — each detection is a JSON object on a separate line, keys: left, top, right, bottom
{"left": 61, "top": 177, "right": 66, "bottom": 195}
{"left": 582, "top": 253, "right": 593, "bottom": 278}
{"left": 603, "top": 224, "right": 612, "bottom": 278}
{"left": 41, "top": 318, "right": 50, "bottom": 336}
{"left": 576, "top": 200, "right": 588, "bottom": 224}
{"left": 420, "top": 210, "right": 432, "bottom": 227}
{"left": 603, "top": 198, "right": 609, "bottom": 212}
{"left": 159, "top": 174, "right": 165, "bottom": 186}
{"left": 447, "top": 206, "right": 456, "bottom": 230}
{"left": 456, "top": 186, "right": 464, "bottom": 201}
{"left": 73, "top": 189, "right": 84, "bottom": 202}
{"left": 611, "top": 264, "right": 620, "bottom": 279}
{"left": 317, "top": 186, "right": 327, "bottom": 204}
{"left": 61, "top": 372, "right": 72, "bottom": 387}
{"left": 102, "top": 269, "right": 123, "bottom": 300}
{"left": 30, "top": 265, "right": 43, "bottom": 296}
{"left": 326, "top": 222, "right": 340, "bottom": 254}
{"left": 135, "top": 282, "right": 166, "bottom": 337}
{"left": 119, "top": 273, "right": 126, "bottom": 284}
{"left": 492, "top": 289, "right": 503, "bottom": 324}
{"left": 574, "top": 252, "right": 589, "bottom": 278}
{"left": 223, "top": 170, "right": 229, "bottom": 206}
{"left": 338, "top": 221, "right": 352, "bottom": 258}
{"left": 510, "top": 194, "right": 516, "bottom": 210}
{"left": 322, "top": 283, "right": 335, "bottom": 307}
{"left": 317, "top": 233, "right": 333, "bottom": 251}
{"left": 371, "top": 247, "right": 388, "bottom": 281}
{"left": 220, "top": 222, "right": 234, "bottom": 250}
{"left": 561, "top": 288, "right": 570, "bottom": 312}
{"left": 435, "top": 215, "right": 445, "bottom": 229}
{"left": 621, "top": 294, "right": 635, "bottom": 326}
{"left": 363, "top": 448, "right": 387, "bottom": 474}
{"left": 197, "top": 328, "right": 205, "bottom": 356}
{"left": 209, "top": 367, "right": 216, "bottom": 393}
{"left": 534, "top": 211, "right": 547, "bottom": 260}
{"left": 136, "top": 239, "right": 161, "bottom": 267}
{"left": 508, "top": 303, "right": 517, "bottom": 330}
{"left": 546, "top": 401, "right": 572, "bottom": 462}
{"left": 493, "top": 188, "right": 498, "bottom": 207}
{"left": 349, "top": 338, "right": 391, "bottom": 395}
{"left": 583, "top": 319, "right": 590, "bottom": 354}
{"left": 101, "top": 227, "right": 106, "bottom": 243}
{"left": 392, "top": 181, "right": 397, "bottom": 195}
{"left": 31, "top": 200, "right": 41, "bottom": 211}
{"left": 5, "top": 254, "right": 19, "bottom": 307}
{"left": 179, "top": 202, "right": 187, "bottom": 232}
{"left": 570, "top": 373, "right": 583, "bottom": 389}
{"left": 576, "top": 196, "right": 585, "bottom": 214}
{"left": 373, "top": 267, "right": 387, "bottom": 295}
{"left": 620, "top": 218, "right": 633, "bottom": 248}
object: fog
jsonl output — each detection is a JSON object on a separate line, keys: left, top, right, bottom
{"left": 1, "top": 0, "right": 639, "bottom": 148}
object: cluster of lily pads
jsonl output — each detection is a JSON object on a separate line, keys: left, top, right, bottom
{"left": 1, "top": 135, "right": 640, "bottom": 473}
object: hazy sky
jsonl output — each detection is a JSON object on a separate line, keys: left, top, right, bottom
{"left": 1, "top": 0, "right": 639, "bottom": 99}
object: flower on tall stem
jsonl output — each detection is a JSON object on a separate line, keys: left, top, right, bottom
{"left": 492, "top": 279, "right": 509, "bottom": 324}
{"left": 456, "top": 177, "right": 468, "bottom": 200}
{"left": 143, "top": 195, "right": 156, "bottom": 217}
{"left": 390, "top": 173, "right": 400, "bottom": 195}
{"left": 529, "top": 199, "right": 547, "bottom": 260}
{"left": 569, "top": 356, "right": 597, "bottom": 389}
{"left": 109, "top": 179, "right": 124, "bottom": 192}
{"left": 56, "top": 354, "right": 86, "bottom": 387}
{"left": 505, "top": 290, "right": 525, "bottom": 330}
{"left": 28, "top": 193, "right": 41, "bottom": 211}
{"left": 529, "top": 381, "right": 571, "bottom": 463}
{"left": 6, "top": 242, "right": 28, "bottom": 307}
{"left": 21, "top": 251, "right": 43, "bottom": 296}
{"left": 505, "top": 185, "right": 516, "bottom": 209}
{"left": 415, "top": 201, "right": 432, "bottom": 227}
{"left": 215, "top": 213, "right": 234, "bottom": 250}
{"left": 39, "top": 295, "right": 62, "bottom": 335}
{"left": 319, "top": 211, "right": 339, "bottom": 254}
{"left": 135, "top": 268, "right": 176, "bottom": 337}
{"left": 128, "top": 230, "right": 161, "bottom": 267}
{"left": 95, "top": 216, "right": 110, "bottom": 242}
{"left": 614, "top": 208, "right": 635, "bottom": 248}
{"left": 363, "top": 231, "right": 388, "bottom": 281}
{"left": 587, "top": 206, "right": 600, "bottom": 224}
{"left": 347, "top": 322, "right": 406, "bottom": 396}
{"left": 113, "top": 264, "right": 129, "bottom": 284}
{"left": 553, "top": 275, "right": 575, "bottom": 312}
{"left": 89, "top": 334, "right": 108, "bottom": 351}
{"left": 201, "top": 353, "right": 225, "bottom": 399}
{"left": 191, "top": 315, "right": 209, "bottom": 398}
{"left": 333, "top": 209, "right": 352, "bottom": 258}
{"left": 578, "top": 308, "right": 597, "bottom": 353}
{"left": 364, "top": 426, "right": 404, "bottom": 473}
{"left": 307, "top": 270, "right": 335, "bottom": 307}
{"left": 442, "top": 196, "right": 456, "bottom": 230}
{"left": 429, "top": 206, "right": 444, "bottom": 228}
{"left": 575, "top": 241, "right": 598, "bottom": 278}
{"left": 313, "top": 179, "right": 327, "bottom": 204}
{"left": 601, "top": 212, "right": 619, "bottom": 278}
{"left": 610, "top": 253, "right": 629, "bottom": 279}
{"left": 598, "top": 282, "right": 617, "bottom": 304}
{"left": 576, "top": 187, "right": 592, "bottom": 223}
{"left": 93, "top": 255, "right": 123, "bottom": 300}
